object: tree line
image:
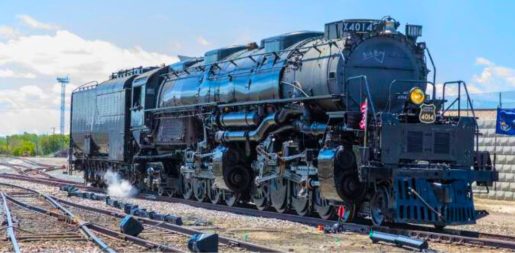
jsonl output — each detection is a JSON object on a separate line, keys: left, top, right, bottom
{"left": 0, "top": 133, "right": 69, "bottom": 156}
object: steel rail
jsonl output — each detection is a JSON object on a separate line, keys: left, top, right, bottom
{"left": 1, "top": 192, "right": 21, "bottom": 253}
{"left": 0, "top": 173, "right": 99, "bottom": 192}
{"left": 41, "top": 194, "right": 117, "bottom": 253}
{"left": 2, "top": 174, "right": 515, "bottom": 250}
{"left": 16, "top": 157, "right": 63, "bottom": 172}
{"left": 4, "top": 193, "right": 184, "bottom": 253}
{"left": 0, "top": 163, "right": 61, "bottom": 180}
{"left": 134, "top": 194, "right": 515, "bottom": 250}
{"left": 0, "top": 163, "right": 25, "bottom": 175}
{"left": 15, "top": 157, "right": 57, "bottom": 169}
{"left": 55, "top": 197, "right": 281, "bottom": 253}
{"left": 86, "top": 223, "right": 185, "bottom": 252}
{"left": 0, "top": 182, "right": 280, "bottom": 253}
{"left": 0, "top": 157, "right": 58, "bottom": 174}
{"left": 3, "top": 191, "right": 117, "bottom": 253}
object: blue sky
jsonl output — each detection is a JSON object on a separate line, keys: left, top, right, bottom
{"left": 0, "top": 0, "right": 514, "bottom": 134}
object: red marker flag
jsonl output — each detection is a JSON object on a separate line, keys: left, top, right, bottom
{"left": 359, "top": 99, "right": 368, "bottom": 130}
{"left": 337, "top": 205, "right": 346, "bottom": 219}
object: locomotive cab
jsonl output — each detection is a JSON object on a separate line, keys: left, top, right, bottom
{"left": 130, "top": 66, "right": 167, "bottom": 148}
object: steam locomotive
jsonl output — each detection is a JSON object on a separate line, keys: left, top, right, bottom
{"left": 70, "top": 17, "right": 497, "bottom": 227}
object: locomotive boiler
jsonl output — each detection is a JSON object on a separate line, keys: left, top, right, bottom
{"left": 70, "top": 17, "right": 497, "bottom": 227}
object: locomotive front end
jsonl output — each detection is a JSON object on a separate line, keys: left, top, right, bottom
{"left": 360, "top": 84, "right": 498, "bottom": 227}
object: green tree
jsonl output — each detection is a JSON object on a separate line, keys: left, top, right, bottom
{"left": 40, "top": 134, "right": 69, "bottom": 155}
{"left": 11, "top": 140, "right": 35, "bottom": 156}
{"left": 0, "top": 133, "right": 69, "bottom": 156}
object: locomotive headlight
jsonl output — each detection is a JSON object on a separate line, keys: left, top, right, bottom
{"left": 409, "top": 87, "right": 426, "bottom": 105}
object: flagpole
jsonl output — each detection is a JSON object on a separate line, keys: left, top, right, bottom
{"left": 493, "top": 93, "right": 501, "bottom": 192}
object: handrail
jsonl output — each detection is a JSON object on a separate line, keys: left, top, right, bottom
{"left": 387, "top": 79, "right": 435, "bottom": 112}
{"left": 147, "top": 94, "right": 339, "bottom": 114}
{"left": 442, "top": 80, "right": 479, "bottom": 153}
{"left": 1, "top": 193, "right": 21, "bottom": 253}
{"left": 345, "top": 75, "right": 377, "bottom": 122}
{"left": 425, "top": 47, "right": 437, "bottom": 88}
{"left": 281, "top": 81, "right": 311, "bottom": 97}
{"left": 443, "top": 97, "right": 459, "bottom": 112}
{"left": 442, "top": 81, "right": 475, "bottom": 117}
{"left": 73, "top": 80, "right": 98, "bottom": 93}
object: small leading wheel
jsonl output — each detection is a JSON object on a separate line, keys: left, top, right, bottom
{"left": 192, "top": 179, "right": 206, "bottom": 202}
{"left": 270, "top": 178, "right": 288, "bottom": 213}
{"left": 314, "top": 189, "right": 334, "bottom": 219}
{"left": 224, "top": 191, "right": 239, "bottom": 207}
{"left": 182, "top": 176, "right": 193, "bottom": 200}
{"left": 251, "top": 184, "right": 269, "bottom": 211}
{"left": 370, "top": 186, "right": 389, "bottom": 226}
{"left": 291, "top": 182, "right": 310, "bottom": 216}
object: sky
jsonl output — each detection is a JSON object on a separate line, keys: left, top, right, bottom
{"left": 0, "top": 0, "right": 514, "bottom": 135}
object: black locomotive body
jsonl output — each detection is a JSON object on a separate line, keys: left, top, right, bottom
{"left": 70, "top": 17, "right": 497, "bottom": 227}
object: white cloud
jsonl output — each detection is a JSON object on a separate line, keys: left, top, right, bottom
{"left": 0, "top": 85, "right": 49, "bottom": 109}
{"left": 17, "top": 15, "right": 60, "bottom": 30}
{"left": 0, "top": 30, "right": 178, "bottom": 84}
{"left": 428, "top": 58, "right": 513, "bottom": 99}
{"left": 0, "top": 26, "right": 178, "bottom": 135}
{"left": 196, "top": 36, "right": 211, "bottom": 46}
{"left": 475, "top": 57, "right": 493, "bottom": 66}
{"left": 0, "top": 68, "right": 36, "bottom": 79}
{"left": 0, "top": 26, "right": 21, "bottom": 40}
{"left": 471, "top": 57, "right": 515, "bottom": 92}
{"left": 427, "top": 82, "right": 483, "bottom": 99}
{"left": 0, "top": 107, "right": 61, "bottom": 135}
{"left": 0, "top": 82, "right": 86, "bottom": 135}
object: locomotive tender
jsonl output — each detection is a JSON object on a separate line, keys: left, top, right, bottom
{"left": 70, "top": 17, "right": 497, "bottom": 227}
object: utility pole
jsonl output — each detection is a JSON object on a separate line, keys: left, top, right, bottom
{"left": 56, "top": 76, "right": 70, "bottom": 135}
{"left": 35, "top": 135, "right": 38, "bottom": 157}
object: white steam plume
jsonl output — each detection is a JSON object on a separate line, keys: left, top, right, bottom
{"left": 103, "top": 170, "right": 138, "bottom": 198}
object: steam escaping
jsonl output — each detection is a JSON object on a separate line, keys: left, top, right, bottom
{"left": 103, "top": 170, "right": 138, "bottom": 198}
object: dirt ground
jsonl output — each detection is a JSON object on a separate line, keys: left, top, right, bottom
{"left": 2, "top": 157, "right": 515, "bottom": 252}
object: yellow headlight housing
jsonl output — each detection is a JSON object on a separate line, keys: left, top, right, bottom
{"left": 409, "top": 87, "right": 426, "bottom": 105}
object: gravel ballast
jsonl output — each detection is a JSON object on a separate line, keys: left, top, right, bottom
{"left": 2, "top": 157, "right": 515, "bottom": 252}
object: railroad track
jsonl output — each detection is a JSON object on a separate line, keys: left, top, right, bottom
{"left": 9, "top": 156, "right": 61, "bottom": 171}
{"left": 0, "top": 163, "right": 81, "bottom": 185}
{"left": 0, "top": 182, "right": 280, "bottom": 252}
{"left": 2, "top": 172, "right": 515, "bottom": 250}
{"left": 0, "top": 185, "right": 136, "bottom": 252}
{"left": 0, "top": 161, "right": 60, "bottom": 180}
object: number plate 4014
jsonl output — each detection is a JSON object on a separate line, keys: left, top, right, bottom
{"left": 343, "top": 21, "right": 379, "bottom": 33}
{"left": 419, "top": 104, "right": 436, "bottom": 124}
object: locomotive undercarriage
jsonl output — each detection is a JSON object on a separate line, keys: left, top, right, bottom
{"left": 136, "top": 106, "right": 377, "bottom": 220}
{"left": 75, "top": 158, "right": 142, "bottom": 189}
{"left": 125, "top": 106, "right": 495, "bottom": 228}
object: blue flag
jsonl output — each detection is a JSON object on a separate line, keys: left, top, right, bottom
{"left": 496, "top": 108, "right": 515, "bottom": 135}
